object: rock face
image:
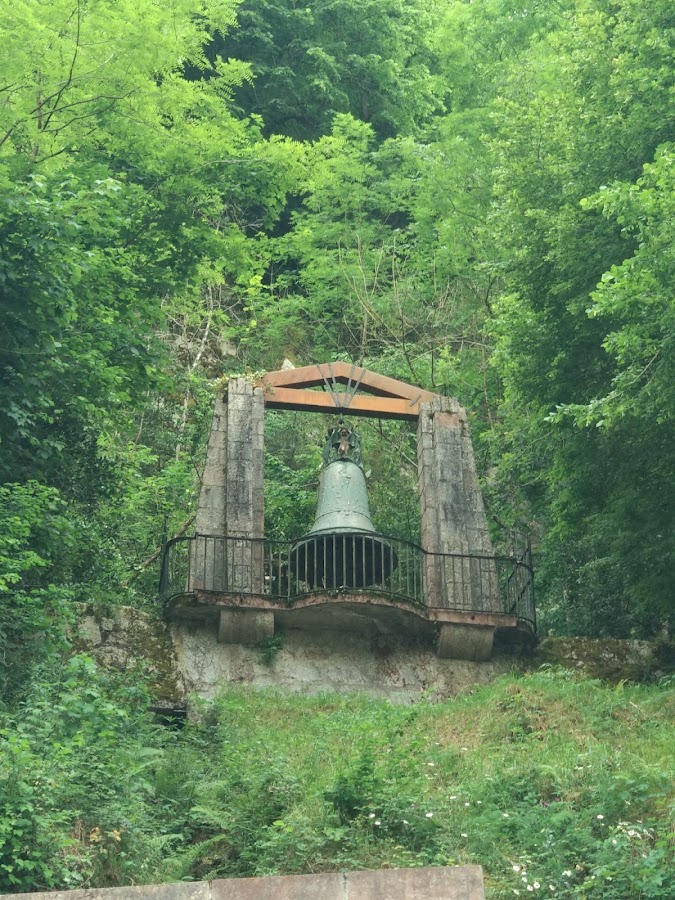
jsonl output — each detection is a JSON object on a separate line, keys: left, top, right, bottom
{"left": 74, "top": 605, "right": 673, "bottom": 709}
{"left": 16, "top": 864, "right": 486, "bottom": 900}
{"left": 74, "top": 604, "right": 185, "bottom": 706}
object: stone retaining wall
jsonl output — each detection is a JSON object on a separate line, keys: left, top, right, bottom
{"left": 74, "top": 605, "right": 673, "bottom": 709}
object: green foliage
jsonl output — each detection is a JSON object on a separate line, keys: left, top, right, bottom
{"left": 3, "top": 0, "right": 675, "bottom": 891}
{"left": 0, "top": 0, "right": 302, "bottom": 620}
{"left": 478, "top": 0, "right": 675, "bottom": 632}
{"left": 264, "top": 412, "right": 323, "bottom": 540}
{"left": 0, "top": 483, "right": 75, "bottom": 705}
{"left": 257, "top": 633, "right": 284, "bottom": 666}
{"left": 0, "top": 171, "right": 165, "bottom": 482}
{"left": 5, "top": 672, "right": 671, "bottom": 892}
{"left": 0, "top": 655, "right": 170, "bottom": 891}
{"left": 212, "top": 0, "right": 444, "bottom": 140}
{"left": 159, "top": 676, "right": 666, "bottom": 890}
{"left": 2, "top": 0, "right": 675, "bottom": 801}
{"left": 568, "top": 145, "right": 675, "bottom": 427}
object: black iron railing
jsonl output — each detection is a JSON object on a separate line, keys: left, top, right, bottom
{"left": 159, "top": 533, "right": 535, "bottom": 630}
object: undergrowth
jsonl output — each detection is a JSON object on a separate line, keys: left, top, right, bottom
{"left": 1, "top": 662, "right": 673, "bottom": 897}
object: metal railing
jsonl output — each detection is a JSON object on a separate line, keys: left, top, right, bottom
{"left": 159, "top": 533, "right": 535, "bottom": 630}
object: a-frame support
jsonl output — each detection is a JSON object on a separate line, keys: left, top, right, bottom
{"left": 260, "top": 362, "right": 436, "bottom": 419}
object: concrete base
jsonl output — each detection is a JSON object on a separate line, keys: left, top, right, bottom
{"left": 169, "top": 591, "right": 529, "bottom": 665}
{"left": 217, "top": 610, "right": 274, "bottom": 645}
{"left": 437, "top": 623, "right": 495, "bottom": 661}
{"left": 17, "top": 865, "right": 485, "bottom": 899}
{"left": 172, "top": 623, "right": 512, "bottom": 703}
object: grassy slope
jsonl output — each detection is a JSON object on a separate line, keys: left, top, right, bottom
{"left": 2, "top": 665, "right": 673, "bottom": 897}
{"left": 154, "top": 670, "right": 674, "bottom": 898}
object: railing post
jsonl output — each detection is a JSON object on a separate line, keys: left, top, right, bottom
{"left": 526, "top": 539, "right": 535, "bottom": 629}
{"left": 159, "top": 540, "right": 170, "bottom": 605}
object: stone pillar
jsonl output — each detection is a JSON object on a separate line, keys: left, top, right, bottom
{"left": 190, "top": 395, "right": 228, "bottom": 592}
{"left": 224, "top": 378, "right": 265, "bottom": 594}
{"left": 417, "top": 397, "right": 500, "bottom": 614}
{"left": 190, "top": 379, "right": 265, "bottom": 595}
{"left": 417, "top": 401, "right": 441, "bottom": 608}
{"left": 195, "top": 395, "right": 228, "bottom": 535}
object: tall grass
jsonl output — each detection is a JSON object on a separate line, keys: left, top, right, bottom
{"left": 1, "top": 661, "right": 673, "bottom": 897}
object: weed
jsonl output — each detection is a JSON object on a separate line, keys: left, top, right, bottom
{"left": 257, "top": 633, "right": 284, "bottom": 666}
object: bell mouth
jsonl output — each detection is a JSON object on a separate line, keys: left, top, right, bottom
{"left": 289, "top": 530, "right": 398, "bottom": 589}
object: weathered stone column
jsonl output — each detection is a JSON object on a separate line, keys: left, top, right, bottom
{"left": 190, "top": 394, "right": 228, "bottom": 592}
{"left": 190, "top": 378, "right": 265, "bottom": 599}
{"left": 417, "top": 397, "right": 499, "bottom": 617}
{"left": 219, "top": 378, "right": 272, "bottom": 643}
{"left": 417, "top": 400, "right": 441, "bottom": 608}
{"left": 224, "top": 377, "right": 265, "bottom": 596}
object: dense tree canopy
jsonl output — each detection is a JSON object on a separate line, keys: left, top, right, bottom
{"left": 1, "top": 0, "right": 674, "bottom": 697}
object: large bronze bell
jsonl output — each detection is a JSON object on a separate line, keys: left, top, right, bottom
{"left": 290, "top": 423, "right": 397, "bottom": 589}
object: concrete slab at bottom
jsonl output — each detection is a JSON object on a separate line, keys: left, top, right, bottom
{"left": 13, "top": 884, "right": 209, "bottom": 900}
{"left": 13, "top": 866, "right": 485, "bottom": 900}
{"left": 211, "top": 872, "right": 344, "bottom": 899}
{"left": 345, "top": 865, "right": 485, "bottom": 898}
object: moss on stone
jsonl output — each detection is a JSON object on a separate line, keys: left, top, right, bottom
{"left": 73, "top": 603, "right": 184, "bottom": 704}
{"left": 532, "top": 637, "right": 674, "bottom": 683}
